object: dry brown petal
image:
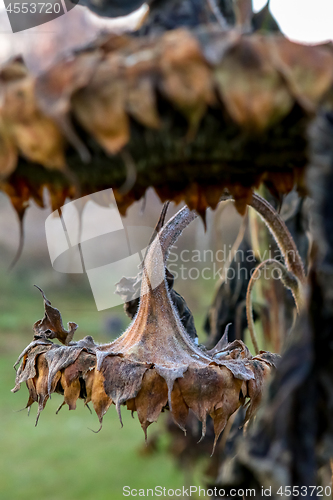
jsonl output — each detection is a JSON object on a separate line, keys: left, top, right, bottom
{"left": 215, "top": 36, "right": 293, "bottom": 130}
{"left": 12, "top": 343, "right": 53, "bottom": 392}
{"left": 170, "top": 380, "right": 189, "bottom": 432}
{"left": 58, "top": 351, "right": 96, "bottom": 411}
{"left": 243, "top": 356, "right": 272, "bottom": 424}
{"left": 63, "top": 351, "right": 96, "bottom": 387}
{"left": 35, "top": 354, "right": 51, "bottom": 425}
{"left": 126, "top": 398, "right": 137, "bottom": 414}
{"left": 134, "top": 369, "right": 168, "bottom": 438}
{"left": 264, "top": 171, "right": 296, "bottom": 201}
{"left": 26, "top": 378, "right": 38, "bottom": 409}
{"left": 0, "top": 123, "right": 17, "bottom": 179}
{"left": 0, "top": 58, "right": 28, "bottom": 82}
{"left": 88, "top": 369, "right": 113, "bottom": 426}
{"left": 210, "top": 367, "right": 245, "bottom": 452}
{"left": 101, "top": 356, "right": 149, "bottom": 426}
{"left": 33, "top": 285, "right": 78, "bottom": 345}
{"left": 178, "top": 366, "right": 230, "bottom": 440}
{"left": 269, "top": 38, "right": 333, "bottom": 111}
{"left": 126, "top": 77, "right": 160, "bottom": 129}
{"left": 99, "top": 34, "right": 134, "bottom": 55}
{"left": 46, "top": 185, "right": 72, "bottom": 212}
{"left": 35, "top": 52, "right": 100, "bottom": 161}
{"left": 72, "top": 54, "right": 129, "bottom": 155}
{"left": 35, "top": 52, "right": 100, "bottom": 117}
{"left": 158, "top": 29, "right": 215, "bottom": 132}
{"left": 0, "top": 179, "right": 30, "bottom": 219}
{"left": 2, "top": 77, "right": 65, "bottom": 169}
{"left": 228, "top": 185, "right": 254, "bottom": 216}
{"left": 60, "top": 373, "right": 81, "bottom": 411}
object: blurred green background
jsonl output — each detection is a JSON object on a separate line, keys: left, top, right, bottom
{"left": 0, "top": 190, "right": 242, "bottom": 500}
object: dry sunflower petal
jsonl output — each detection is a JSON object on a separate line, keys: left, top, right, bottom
{"left": 269, "top": 38, "right": 333, "bottom": 112}
{"left": 0, "top": 123, "right": 17, "bottom": 179}
{"left": 72, "top": 54, "right": 129, "bottom": 155}
{"left": 214, "top": 36, "right": 293, "bottom": 130}
{"left": 2, "top": 75, "right": 66, "bottom": 169}
{"left": 32, "top": 285, "right": 78, "bottom": 345}
{"left": 158, "top": 29, "right": 216, "bottom": 133}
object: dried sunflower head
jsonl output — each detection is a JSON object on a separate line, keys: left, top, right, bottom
{"left": 12, "top": 204, "right": 278, "bottom": 452}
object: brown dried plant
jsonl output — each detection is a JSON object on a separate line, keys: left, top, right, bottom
{"left": 241, "top": 194, "right": 307, "bottom": 355}
{"left": 12, "top": 195, "right": 291, "bottom": 453}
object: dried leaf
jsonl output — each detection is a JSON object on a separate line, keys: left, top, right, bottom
{"left": 134, "top": 369, "right": 168, "bottom": 438}
{"left": 85, "top": 368, "right": 112, "bottom": 425}
{"left": 72, "top": 54, "right": 129, "bottom": 155}
{"left": 33, "top": 285, "right": 78, "bottom": 345}
{"left": 101, "top": 356, "right": 149, "bottom": 426}
{"left": 60, "top": 373, "right": 81, "bottom": 411}
{"left": 35, "top": 52, "right": 100, "bottom": 118}
{"left": 158, "top": 29, "right": 215, "bottom": 133}
{"left": 126, "top": 77, "right": 160, "bottom": 129}
{"left": 243, "top": 356, "right": 274, "bottom": 424}
{"left": 170, "top": 380, "right": 189, "bottom": 432}
{"left": 269, "top": 38, "right": 333, "bottom": 111}
{"left": 0, "top": 123, "right": 17, "bottom": 179}
{"left": 2, "top": 76, "right": 66, "bottom": 169}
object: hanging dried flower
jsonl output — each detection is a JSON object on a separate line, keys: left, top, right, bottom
{"left": 12, "top": 202, "right": 279, "bottom": 452}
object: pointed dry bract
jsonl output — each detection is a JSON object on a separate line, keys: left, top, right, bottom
{"left": 33, "top": 285, "right": 78, "bottom": 345}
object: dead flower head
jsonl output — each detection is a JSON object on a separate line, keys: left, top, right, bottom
{"left": 12, "top": 205, "right": 278, "bottom": 452}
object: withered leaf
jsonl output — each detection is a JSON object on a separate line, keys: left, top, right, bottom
{"left": 126, "top": 77, "right": 160, "bottom": 129}
{"left": 12, "top": 343, "right": 52, "bottom": 392}
{"left": 33, "top": 285, "right": 78, "bottom": 345}
{"left": 72, "top": 54, "right": 129, "bottom": 155}
{"left": 2, "top": 75, "right": 66, "bottom": 169}
{"left": 86, "top": 369, "right": 113, "bottom": 426}
{"left": 158, "top": 29, "right": 215, "bottom": 133}
{"left": 134, "top": 369, "right": 168, "bottom": 438}
{"left": 101, "top": 356, "right": 149, "bottom": 426}
{"left": 215, "top": 36, "right": 293, "bottom": 130}
{"left": 170, "top": 380, "right": 189, "bottom": 432}
{"left": 0, "top": 123, "right": 17, "bottom": 179}
{"left": 269, "top": 38, "right": 333, "bottom": 112}
{"left": 35, "top": 52, "right": 100, "bottom": 118}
